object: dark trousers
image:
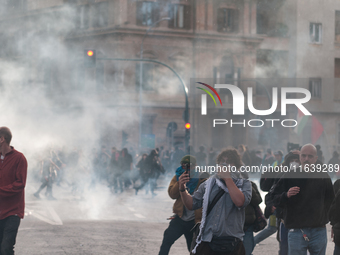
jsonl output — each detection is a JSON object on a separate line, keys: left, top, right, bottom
{"left": 36, "top": 179, "right": 52, "bottom": 196}
{"left": 0, "top": 216, "right": 20, "bottom": 255}
{"left": 190, "top": 241, "right": 246, "bottom": 255}
{"left": 159, "top": 215, "right": 195, "bottom": 255}
{"left": 335, "top": 244, "right": 340, "bottom": 255}
{"left": 135, "top": 175, "right": 150, "bottom": 191}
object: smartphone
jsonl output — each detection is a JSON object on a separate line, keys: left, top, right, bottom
{"left": 185, "top": 163, "right": 191, "bottom": 178}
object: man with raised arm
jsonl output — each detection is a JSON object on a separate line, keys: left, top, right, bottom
{"left": 179, "top": 148, "right": 252, "bottom": 255}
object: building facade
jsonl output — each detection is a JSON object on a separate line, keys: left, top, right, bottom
{"left": 1, "top": 0, "right": 339, "bottom": 159}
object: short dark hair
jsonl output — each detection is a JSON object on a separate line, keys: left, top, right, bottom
{"left": 0, "top": 127, "right": 12, "bottom": 145}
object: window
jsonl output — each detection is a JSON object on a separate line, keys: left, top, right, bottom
{"left": 168, "top": 4, "right": 191, "bottom": 29}
{"left": 309, "top": 78, "right": 322, "bottom": 98}
{"left": 257, "top": 11, "right": 269, "bottom": 34}
{"left": 136, "top": 1, "right": 160, "bottom": 26}
{"left": 336, "top": 11, "right": 340, "bottom": 42}
{"left": 310, "top": 23, "right": 322, "bottom": 43}
{"left": 135, "top": 63, "right": 156, "bottom": 91}
{"left": 217, "top": 8, "right": 239, "bottom": 33}
{"left": 76, "top": 5, "right": 90, "bottom": 29}
{"left": 92, "top": 2, "right": 108, "bottom": 28}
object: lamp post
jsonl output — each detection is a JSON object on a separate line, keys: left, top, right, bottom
{"left": 139, "top": 17, "right": 171, "bottom": 151}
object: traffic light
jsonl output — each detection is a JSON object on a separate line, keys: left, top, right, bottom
{"left": 185, "top": 122, "right": 190, "bottom": 148}
{"left": 84, "top": 49, "right": 96, "bottom": 68}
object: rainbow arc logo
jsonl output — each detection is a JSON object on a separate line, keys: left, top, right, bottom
{"left": 196, "top": 82, "right": 222, "bottom": 115}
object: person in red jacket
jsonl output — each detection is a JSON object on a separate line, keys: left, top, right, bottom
{"left": 0, "top": 127, "right": 27, "bottom": 255}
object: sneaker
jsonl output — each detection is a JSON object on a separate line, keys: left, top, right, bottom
{"left": 33, "top": 192, "right": 40, "bottom": 199}
{"left": 47, "top": 196, "right": 57, "bottom": 201}
{"left": 134, "top": 187, "right": 139, "bottom": 195}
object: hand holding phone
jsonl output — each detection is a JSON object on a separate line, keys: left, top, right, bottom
{"left": 185, "top": 163, "right": 191, "bottom": 178}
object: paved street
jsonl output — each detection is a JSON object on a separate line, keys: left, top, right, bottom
{"left": 16, "top": 177, "right": 336, "bottom": 254}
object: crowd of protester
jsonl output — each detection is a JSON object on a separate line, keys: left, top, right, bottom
{"left": 156, "top": 143, "right": 340, "bottom": 255}
{"left": 30, "top": 142, "right": 340, "bottom": 255}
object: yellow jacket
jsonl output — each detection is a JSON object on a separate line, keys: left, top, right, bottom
{"left": 168, "top": 175, "right": 207, "bottom": 223}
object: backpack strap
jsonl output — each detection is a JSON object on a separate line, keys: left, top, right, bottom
{"left": 206, "top": 187, "right": 225, "bottom": 217}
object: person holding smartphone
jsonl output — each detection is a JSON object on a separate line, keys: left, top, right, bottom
{"left": 179, "top": 148, "right": 252, "bottom": 255}
{"left": 158, "top": 155, "right": 207, "bottom": 255}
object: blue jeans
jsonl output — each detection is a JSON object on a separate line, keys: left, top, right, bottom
{"left": 288, "top": 227, "right": 327, "bottom": 255}
{"left": 254, "top": 220, "right": 277, "bottom": 244}
{"left": 243, "top": 225, "right": 255, "bottom": 255}
{"left": 279, "top": 222, "right": 288, "bottom": 255}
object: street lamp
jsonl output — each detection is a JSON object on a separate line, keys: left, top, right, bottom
{"left": 139, "top": 17, "right": 171, "bottom": 151}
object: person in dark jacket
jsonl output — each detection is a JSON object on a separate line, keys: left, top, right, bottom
{"left": 330, "top": 179, "right": 340, "bottom": 255}
{"left": 139, "top": 150, "right": 163, "bottom": 196}
{"left": 271, "top": 144, "right": 335, "bottom": 255}
{"left": 243, "top": 181, "right": 262, "bottom": 255}
{"left": 118, "top": 148, "right": 133, "bottom": 189}
{"left": 260, "top": 152, "right": 300, "bottom": 255}
{"left": 134, "top": 153, "right": 149, "bottom": 195}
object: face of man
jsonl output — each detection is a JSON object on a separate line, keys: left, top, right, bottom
{"left": 300, "top": 145, "right": 318, "bottom": 168}
{"left": 275, "top": 154, "right": 282, "bottom": 162}
{"left": 181, "top": 162, "right": 196, "bottom": 171}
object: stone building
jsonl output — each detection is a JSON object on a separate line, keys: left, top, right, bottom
{"left": 1, "top": 0, "right": 339, "bottom": 159}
